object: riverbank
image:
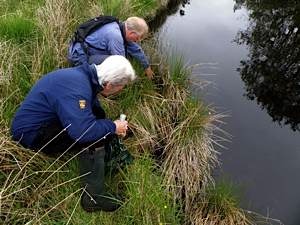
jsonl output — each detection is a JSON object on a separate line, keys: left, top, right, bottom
{"left": 0, "top": 0, "right": 252, "bottom": 224}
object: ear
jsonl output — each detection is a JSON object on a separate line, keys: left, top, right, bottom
{"left": 106, "top": 82, "right": 113, "bottom": 89}
{"left": 127, "top": 30, "right": 135, "bottom": 36}
{"left": 103, "top": 82, "right": 112, "bottom": 91}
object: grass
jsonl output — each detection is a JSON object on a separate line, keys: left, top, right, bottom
{"left": 99, "top": 0, "right": 157, "bottom": 19}
{"left": 206, "top": 181, "right": 243, "bottom": 218}
{"left": 0, "top": 130, "right": 181, "bottom": 224}
{"left": 0, "top": 14, "right": 38, "bottom": 43}
{"left": 0, "top": 41, "right": 33, "bottom": 126}
{"left": 0, "top": 0, "right": 44, "bottom": 17}
{"left": 189, "top": 181, "right": 252, "bottom": 225}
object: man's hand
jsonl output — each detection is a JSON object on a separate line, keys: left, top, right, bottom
{"left": 114, "top": 120, "right": 128, "bottom": 137}
{"left": 144, "top": 66, "right": 154, "bottom": 79}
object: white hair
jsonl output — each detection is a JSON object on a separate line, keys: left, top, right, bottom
{"left": 95, "top": 55, "right": 136, "bottom": 86}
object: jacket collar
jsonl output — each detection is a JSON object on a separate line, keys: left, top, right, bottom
{"left": 82, "top": 63, "right": 103, "bottom": 94}
{"left": 119, "top": 22, "right": 128, "bottom": 56}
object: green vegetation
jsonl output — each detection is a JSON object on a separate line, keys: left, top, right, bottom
{"left": 0, "top": 15, "right": 38, "bottom": 43}
{"left": 189, "top": 181, "right": 252, "bottom": 225}
{"left": 0, "top": 0, "right": 255, "bottom": 224}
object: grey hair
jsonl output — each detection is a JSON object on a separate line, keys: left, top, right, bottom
{"left": 125, "top": 16, "right": 149, "bottom": 38}
{"left": 95, "top": 55, "right": 136, "bottom": 86}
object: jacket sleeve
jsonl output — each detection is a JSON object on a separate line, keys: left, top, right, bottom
{"left": 127, "top": 42, "right": 149, "bottom": 69}
{"left": 55, "top": 93, "right": 116, "bottom": 143}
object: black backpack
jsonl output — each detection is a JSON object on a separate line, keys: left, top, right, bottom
{"left": 72, "top": 15, "right": 127, "bottom": 56}
{"left": 73, "top": 15, "right": 119, "bottom": 43}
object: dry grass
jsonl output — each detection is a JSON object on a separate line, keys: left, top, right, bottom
{"left": 162, "top": 111, "right": 221, "bottom": 209}
{"left": 125, "top": 52, "right": 230, "bottom": 223}
{"left": 190, "top": 209, "right": 251, "bottom": 225}
{"left": 35, "top": 0, "right": 74, "bottom": 71}
{"left": 0, "top": 127, "right": 86, "bottom": 224}
{"left": 187, "top": 181, "right": 253, "bottom": 225}
{"left": 0, "top": 41, "right": 28, "bottom": 127}
{"left": 0, "top": 41, "right": 19, "bottom": 87}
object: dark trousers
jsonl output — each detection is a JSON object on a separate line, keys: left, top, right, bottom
{"left": 31, "top": 120, "right": 111, "bottom": 156}
{"left": 31, "top": 120, "right": 82, "bottom": 155}
{"left": 31, "top": 105, "right": 107, "bottom": 156}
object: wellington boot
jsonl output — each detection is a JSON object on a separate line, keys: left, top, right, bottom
{"left": 79, "top": 146, "right": 121, "bottom": 212}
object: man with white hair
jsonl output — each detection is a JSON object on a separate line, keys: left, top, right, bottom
{"left": 68, "top": 16, "right": 154, "bottom": 79}
{"left": 11, "top": 55, "right": 136, "bottom": 212}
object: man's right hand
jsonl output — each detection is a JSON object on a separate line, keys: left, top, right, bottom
{"left": 114, "top": 120, "right": 128, "bottom": 137}
{"left": 145, "top": 66, "right": 154, "bottom": 79}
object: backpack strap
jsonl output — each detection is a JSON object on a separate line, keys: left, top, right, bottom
{"left": 118, "top": 22, "right": 128, "bottom": 57}
{"left": 75, "top": 16, "right": 118, "bottom": 43}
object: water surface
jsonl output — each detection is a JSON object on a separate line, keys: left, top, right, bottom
{"left": 158, "top": 1, "right": 300, "bottom": 224}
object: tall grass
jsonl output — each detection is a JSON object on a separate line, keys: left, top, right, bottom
{"left": 0, "top": 128, "right": 81, "bottom": 224}
{"left": 0, "top": 127, "right": 180, "bottom": 224}
{"left": 99, "top": 0, "right": 157, "bottom": 19}
{"left": 111, "top": 154, "right": 182, "bottom": 225}
{"left": 0, "top": 14, "right": 38, "bottom": 43}
{"left": 112, "top": 49, "right": 225, "bottom": 224}
{"left": 0, "top": 41, "right": 18, "bottom": 88}
{"left": 0, "top": 41, "right": 32, "bottom": 126}
{"left": 0, "top": 0, "right": 44, "bottom": 17}
{"left": 35, "top": 0, "right": 74, "bottom": 71}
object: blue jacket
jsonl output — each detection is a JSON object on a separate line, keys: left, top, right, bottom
{"left": 11, "top": 64, "right": 116, "bottom": 148}
{"left": 68, "top": 22, "right": 149, "bottom": 69}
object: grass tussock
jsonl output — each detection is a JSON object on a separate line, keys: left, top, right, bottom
{"left": 124, "top": 52, "right": 228, "bottom": 223}
{"left": 189, "top": 181, "right": 252, "bottom": 225}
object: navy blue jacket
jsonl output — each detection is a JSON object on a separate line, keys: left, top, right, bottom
{"left": 11, "top": 64, "right": 116, "bottom": 148}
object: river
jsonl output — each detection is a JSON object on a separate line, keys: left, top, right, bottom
{"left": 157, "top": 0, "right": 300, "bottom": 224}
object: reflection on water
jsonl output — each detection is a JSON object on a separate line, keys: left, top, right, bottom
{"left": 157, "top": 0, "right": 300, "bottom": 224}
{"left": 234, "top": 0, "right": 300, "bottom": 131}
{"left": 146, "top": 0, "right": 189, "bottom": 32}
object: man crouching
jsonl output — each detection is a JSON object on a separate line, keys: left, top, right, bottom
{"left": 11, "top": 55, "right": 136, "bottom": 212}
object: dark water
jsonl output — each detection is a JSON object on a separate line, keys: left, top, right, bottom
{"left": 157, "top": 1, "right": 300, "bottom": 224}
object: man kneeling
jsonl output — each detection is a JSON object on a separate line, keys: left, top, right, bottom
{"left": 11, "top": 55, "right": 136, "bottom": 212}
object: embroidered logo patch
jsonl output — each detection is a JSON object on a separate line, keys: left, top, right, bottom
{"left": 79, "top": 100, "right": 86, "bottom": 109}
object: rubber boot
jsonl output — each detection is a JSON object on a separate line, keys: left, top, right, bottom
{"left": 79, "top": 146, "right": 121, "bottom": 212}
